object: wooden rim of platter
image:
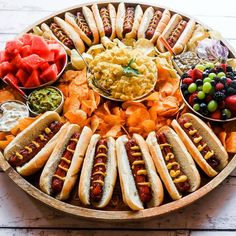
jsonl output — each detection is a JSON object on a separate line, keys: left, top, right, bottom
{"left": 1, "top": 0, "right": 236, "bottom": 221}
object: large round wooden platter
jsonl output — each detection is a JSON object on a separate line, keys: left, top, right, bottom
{"left": 0, "top": 0, "right": 236, "bottom": 221}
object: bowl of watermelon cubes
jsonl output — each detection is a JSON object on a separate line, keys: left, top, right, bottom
{"left": 0, "top": 34, "right": 67, "bottom": 89}
{"left": 180, "top": 62, "right": 236, "bottom": 122}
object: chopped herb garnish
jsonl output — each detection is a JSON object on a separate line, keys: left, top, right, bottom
{"left": 123, "top": 58, "right": 139, "bottom": 77}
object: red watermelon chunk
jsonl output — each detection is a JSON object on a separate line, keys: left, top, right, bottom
{"left": 40, "top": 64, "right": 58, "bottom": 83}
{"left": 40, "top": 50, "right": 55, "bottom": 62}
{"left": 20, "top": 45, "right": 31, "bottom": 58}
{"left": 21, "top": 54, "right": 45, "bottom": 70}
{"left": 24, "top": 70, "right": 40, "bottom": 88}
{"left": 0, "top": 61, "right": 15, "bottom": 78}
{"left": 39, "top": 62, "right": 50, "bottom": 71}
{"left": 31, "top": 35, "right": 50, "bottom": 55}
{"left": 19, "top": 34, "right": 33, "bottom": 46}
{"left": 5, "top": 39, "right": 24, "bottom": 56}
{"left": 0, "top": 51, "right": 8, "bottom": 63}
{"left": 16, "top": 69, "right": 29, "bottom": 87}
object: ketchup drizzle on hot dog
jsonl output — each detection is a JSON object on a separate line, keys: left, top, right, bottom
{"left": 167, "top": 20, "right": 187, "bottom": 47}
{"left": 178, "top": 117, "right": 220, "bottom": 169}
{"left": 100, "top": 7, "right": 112, "bottom": 37}
{"left": 50, "top": 23, "right": 75, "bottom": 49}
{"left": 145, "top": 10, "right": 162, "bottom": 40}
{"left": 76, "top": 11, "right": 93, "bottom": 39}
{"left": 51, "top": 132, "right": 80, "bottom": 194}
{"left": 8, "top": 121, "right": 63, "bottom": 168}
{"left": 90, "top": 139, "right": 108, "bottom": 202}
{"left": 156, "top": 132, "right": 190, "bottom": 192}
{"left": 123, "top": 7, "right": 135, "bottom": 35}
{"left": 125, "top": 139, "right": 152, "bottom": 203}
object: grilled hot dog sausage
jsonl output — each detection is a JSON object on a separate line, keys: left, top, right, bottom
{"left": 167, "top": 20, "right": 187, "bottom": 47}
{"left": 76, "top": 11, "right": 93, "bottom": 39}
{"left": 145, "top": 10, "right": 162, "bottom": 40}
{"left": 100, "top": 7, "right": 112, "bottom": 37}
{"left": 123, "top": 7, "right": 135, "bottom": 35}
{"left": 125, "top": 139, "right": 152, "bottom": 203}
{"left": 52, "top": 132, "right": 81, "bottom": 193}
{"left": 90, "top": 139, "right": 108, "bottom": 202}
{"left": 8, "top": 121, "right": 63, "bottom": 168}
{"left": 156, "top": 132, "right": 190, "bottom": 192}
{"left": 50, "top": 22, "right": 74, "bottom": 49}
{"left": 178, "top": 117, "right": 220, "bottom": 169}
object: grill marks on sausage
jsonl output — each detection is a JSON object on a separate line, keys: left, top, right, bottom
{"left": 8, "top": 121, "right": 63, "bottom": 168}
{"left": 100, "top": 7, "right": 112, "bottom": 37}
{"left": 50, "top": 22, "right": 74, "bottom": 49}
{"left": 178, "top": 117, "right": 220, "bottom": 169}
{"left": 90, "top": 139, "right": 108, "bottom": 202}
{"left": 123, "top": 7, "right": 135, "bottom": 35}
{"left": 125, "top": 139, "right": 152, "bottom": 203}
{"left": 76, "top": 11, "right": 93, "bottom": 40}
{"left": 51, "top": 132, "right": 80, "bottom": 194}
{"left": 156, "top": 132, "right": 190, "bottom": 193}
{"left": 167, "top": 20, "right": 187, "bottom": 47}
{"left": 145, "top": 10, "right": 162, "bottom": 40}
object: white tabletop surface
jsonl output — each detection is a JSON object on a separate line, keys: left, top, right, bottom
{"left": 0, "top": 0, "right": 236, "bottom": 235}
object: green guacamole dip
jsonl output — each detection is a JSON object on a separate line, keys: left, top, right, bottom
{"left": 28, "top": 87, "right": 62, "bottom": 114}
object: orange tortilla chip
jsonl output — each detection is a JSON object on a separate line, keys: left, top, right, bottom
{"left": 225, "top": 132, "right": 236, "bottom": 153}
{"left": 218, "top": 131, "right": 227, "bottom": 149}
{"left": 65, "top": 110, "right": 87, "bottom": 127}
{"left": 141, "top": 120, "right": 156, "bottom": 133}
{"left": 105, "top": 125, "right": 121, "bottom": 137}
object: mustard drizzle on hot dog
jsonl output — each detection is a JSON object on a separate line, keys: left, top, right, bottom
{"left": 89, "top": 139, "right": 108, "bottom": 202}
{"left": 156, "top": 132, "right": 190, "bottom": 192}
{"left": 179, "top": 117, "right": 220, "bottom": 169}
{"left": 51, "top": 132, "right": 80, "bottom": 194}
{"left": 8, "top": 121, "right": 63, "bottom": 168}
{"left": 125, "top": 140, "right": 152, "bottom": 203}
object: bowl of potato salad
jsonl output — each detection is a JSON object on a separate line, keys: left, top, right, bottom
{"left": 88, "top": 46, "right": 157, "bottom": 101}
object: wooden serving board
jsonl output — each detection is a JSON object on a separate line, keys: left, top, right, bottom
{"left": 0, "top": 0, "right": 236, "bottom": 221}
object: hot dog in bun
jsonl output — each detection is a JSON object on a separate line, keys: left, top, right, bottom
{"left": 92, "top": 3, "right": 116, "bottom": 40}
{"left": 146, "top": 126, "right": 201, "bottom": 200}
{"left": 78, "top": 134, "right": 117, "bottom": 208}
{"left": 116, "top": 134, "right": 164, "bottom": 210}
{"left": 138, "top": 8, "right": 171, "bottom": 44}
{"left": 65, "top": 6, "right": 99, "bottom": 46}
{"left": 171, "top": 113, "right": 228, "bottom": 177}
{"left": 40, "top": 125, "right": 92, "bottom": 200}
{"left": 156, "top": 14, "right": 195, "bottom": 54}
{"left": 4, "top": 111, "right": 67, "bottom": 176}
{"left": 41, "top": 16, "right": 85, "bottom": 54}
{"left": 116, "top": 3, "right": 143, "bottom": 39}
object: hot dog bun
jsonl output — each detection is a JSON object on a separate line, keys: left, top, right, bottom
{"left": 54, "top": 17, "right": 85, "bottom": 53}
{"left": 39, "top": 125, "right": 92, "bottom": 200}
{"left": 78, "top": 134, "right": 117, "bottom": 208}
{"left": 4, "top": 111, "right": 67, "bottom": 176}
{"left": 172, "top": 19, "right": 195, "bottom": 54}
{"left": 40, "top": 23, "right": 71, "bottom": 55}
{"left": 156, "top": 14, "right": 195, "bottom": 54}
{"left": 138, "top": 8, "right": 171, "bottom": 44}
{"left": 146, "top": 127, "right": 201, "bottom": 200}
{"left": 116, "top": 3, "right": 143, "bottom": 39}
{"left": 65, "top": 6, "right": 99, "bottom": 46}
{"left": 92, "top": 3, "right": 116, "bottom": 40}
{"left": 171, "top": 113, "right": 228, "bottom": 177}
{"left": 116, "top": 134, "right": 164, "bottom": 210}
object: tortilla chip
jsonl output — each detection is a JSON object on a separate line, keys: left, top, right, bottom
{"left": 225, "top": 132, "right": 236, "bottom": 153}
